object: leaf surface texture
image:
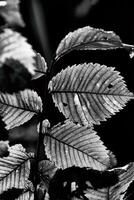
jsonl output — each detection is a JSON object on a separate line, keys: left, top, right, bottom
{"left": 44, "top": 120, "right": 110, "bottom": 170}
{"left": 49, "top": 63, "right": 134, "bottom": 126}
{"left": 0, "top": 29, "right": 35, "bottom": 75}
{"left": 0, "top": 89, "right": 42, "bottom": 129}
{"left": 0, "top": 145, "right": 31, "bottom": 195}
{"left": 56, "top": 26, "right": 122, "bottom": 60}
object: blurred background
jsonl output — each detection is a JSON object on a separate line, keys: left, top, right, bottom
{"left": 1, "top": 0, "right": 134, "bottom": 167}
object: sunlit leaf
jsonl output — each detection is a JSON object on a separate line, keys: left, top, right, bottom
{"left": 0, "top": 144, "right": 32, "bottom": 195}
{"left": 0, "top": 29, "right": 36, "bottom": 75}
{"left": 44, "top": 120, "right": 111, "bottom": 170}
{"left": 0, "top": 89, "right": 42, "bottom": 130}
{"left": 55, "top": 26, "right": 123, "bottom": 61}
{"left": 49, "top": 63, "right": 134, "bottom": 126}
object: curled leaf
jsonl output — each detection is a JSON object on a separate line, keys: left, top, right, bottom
{"left": 56, "top": 26, "right": 122, "bottom": 61}
{"left": 33, "top": 53, "right": 48, "bottom": 80}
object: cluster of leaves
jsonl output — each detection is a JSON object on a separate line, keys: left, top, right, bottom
{"left": 0, "top": 1, "right": 134, "bottom": 200}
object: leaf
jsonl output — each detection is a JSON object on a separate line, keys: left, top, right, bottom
{"left": 84, "top": 163, "right": 134, "bottom": 200}
{"left": 0, "top": 29, "right": 36, "bottom": 75}
{"left": 110, "top": 163, "right": 134, "bottom": 200}
{"left": 0, "top": 0, "right": 25, "bottom": 27}
{"left": 15, "top": 191, "right": 34, "bottom": 200}
{"left": 48, "top": 163, "right": 134, "bottom": 200}
{"left": 0, "top": 144, "right": 32, "bottom": 195}
{"left": 49, "top": 63, "right": 134, "bottom": 126}
{"left": 0, "top": 59, "right": 32, "bottom": 93}
{"left": 55, "top": 26, "right": 123, "bottom": 61}
{"left": 48, "top": 166, "right": 118, "bottom": 200}
{"left": 38, "top": 160, "right": 58, "bottom": 191}
{"left": 0, "top": 89, "right": 42, "bottom": 130}
{"left": 0, "top": 140, "right": 9, "bottom": 158}
{"left": 0, "top": 188, "right": 23, "bottom": 200}
{"left": 32, "top": 53, "right": 48, "bottom": 80}
{"left": 123, "top": 181, "right": 134, "bottom": 200}
{"left": 44, "top": 120, "right": 111, "bottom": 171}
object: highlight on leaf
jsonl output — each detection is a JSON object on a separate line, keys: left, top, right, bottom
{"left": 0, "top": 0, "right": 25, "bottom": 27}
{"left": 0, "top": 28, "right": 36, "bottom": 75}
{"left": 0, "top": 89, "right": 42, "bottom": 130}
{"left": 49, "top": 63, "right": 134, "bottom": 126}
{"left": 43, "top": 120, "right": 112, "bottom": 171}
{"left": 0, "top": 144, "right": 32, "bottom": 196}
{"left": 55, "top": 26, "right": 123, "bottom": 61}
{"left": 33, "top": 53, "right": 48, "bottom": 80}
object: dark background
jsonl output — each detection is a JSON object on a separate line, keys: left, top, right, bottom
{"left": 1, "top": 0, "right": 134, "bottom": 167}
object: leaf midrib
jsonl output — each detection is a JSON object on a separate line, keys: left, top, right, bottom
{"left": 50, "top": 90, "right": 134, "bottom": 98}
{"left": 45, "top": 133, "right": 109, "bottom": 167}
{"left": 0, "top": 100, "right": 39, "bottom": 114}
{"left": 0, "top": 157, "right": 30, "bottom": 183}
{"left": 55, "top": 39, "right": 123, "bottom": 61}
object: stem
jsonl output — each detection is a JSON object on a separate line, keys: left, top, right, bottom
{"left": 34, "top": 119, "right": 43, "bottom": 200}
{"left": 34, "top": 64, "right": 50, "bottom": 199}
{"left": 123, "top": 43, "right": 134, "bottom": 50}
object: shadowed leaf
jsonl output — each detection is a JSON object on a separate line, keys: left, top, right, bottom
{"left": 0, "top": 29, "right": 36, "bottom": 75}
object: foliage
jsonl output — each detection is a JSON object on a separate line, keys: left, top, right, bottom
{"left": 0, "top": 1, "right": 134, "bottom": 200}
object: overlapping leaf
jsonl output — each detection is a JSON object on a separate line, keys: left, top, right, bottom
{"left": 0, "top": 29, "right": 36, "bottom": 75}
{"left": 0, "top": 0, "right": 25, "bottom": 27}
{"left": 55, "top": 26, "right": 123, "bottom": 61}
{"left": 83, "top": 163, "right": 134, "bottom": 200}
{"left": 0, "top": 144, "right": 32, "bottom": 196}
{"left": 38, "top": 160, "right": 58, "bottom": 194}
{"left": 0, "top": 89, "right": 42, "bottom": 129}
{"left": 44, "top": 120, "right": 111, "bottom": 171}
{"left": 49, "top": 63, "right": 134, "bottom": 126}
{"left": 33, "top": 53, "right": 47, "bottom": 80}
